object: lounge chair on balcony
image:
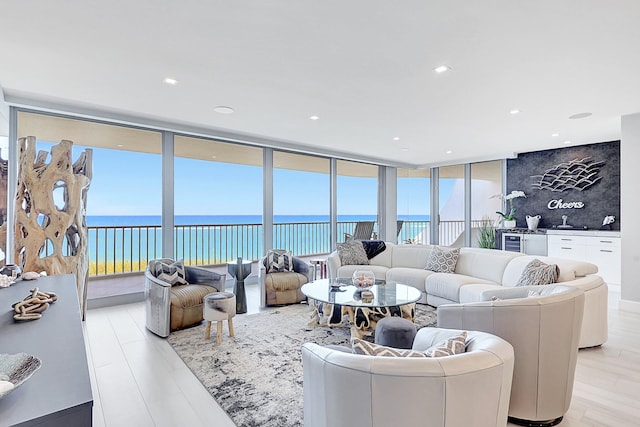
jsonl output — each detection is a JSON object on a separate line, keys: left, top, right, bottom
{"left": 344, "top": 221, "right": 375, "bottom": 241}
{"left": 372, "top": 220, "right": 404, "bottom": 241}
{"left": 396, "top": 220, "right": 404, "bottom": 238}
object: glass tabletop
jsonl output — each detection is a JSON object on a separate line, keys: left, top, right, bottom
{"left": 301, "top": 278, "right": 421, "bottom": 308}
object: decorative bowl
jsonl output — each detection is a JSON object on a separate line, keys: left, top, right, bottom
{"left": 0, "top": 353, "right": 42, "bottom": 399}
{"left": 0, "top": 264, "right": 22, "bottom": 280}
{"left": 352, "top": 270, "right": 375, "bottom": 289}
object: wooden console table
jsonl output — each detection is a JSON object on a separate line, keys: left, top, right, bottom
{"left": 0, "top": 274, "right": 93, "bottom": 426}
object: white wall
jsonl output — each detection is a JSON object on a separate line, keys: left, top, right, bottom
{"left": 0, "top": 86, "right": 9, "bottom": 156}
{"left": 620, "top": 113, "right": 640, "bottom": 310}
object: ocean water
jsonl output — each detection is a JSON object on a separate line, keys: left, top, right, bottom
{"left": 84, "top": 214, "right": 430, "bottom": 272}
{"left": 85, "top": 214, "right": 425, "bottom": 226}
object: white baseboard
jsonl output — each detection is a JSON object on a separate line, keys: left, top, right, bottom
{"left": 619, "top": 298, "right": 640, "bottom": 313}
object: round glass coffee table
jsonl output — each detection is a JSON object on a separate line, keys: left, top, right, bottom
{"left": 301, "top": 278, "right": 422, "bottom": 339}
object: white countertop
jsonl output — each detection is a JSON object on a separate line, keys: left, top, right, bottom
{"left": 545, "top": 229, "right": 621, "bottom": 238}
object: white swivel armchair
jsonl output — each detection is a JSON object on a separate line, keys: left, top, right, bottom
{"left": 302, "top": 328, "right": 515, "bottom": 427}
{"left": 437, "top": 285, "right": 584, "bottom": 426}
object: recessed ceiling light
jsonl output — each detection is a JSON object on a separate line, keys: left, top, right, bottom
{"left": 211, "top": 155, "right": 217, "bottom": 159}
{"left": 116, "top": 144, "right": 124, "bottom": 148}
{"left": 393, "top": 137, "right": 400, "bottom": 141}
{"left": 400, "top": 148, "right": 409, "bottom": 152}
{"left": 569, "top": 112, "right": 592, "bottom": 119}
{"left": 510, "top": 109, "right": 521, "bottom": 115}
{"left": 563, "top": 140, "right": 572, "bottom": 145}
{"left": 309, "top": 115, "right": 320, "bottom": 120}
{"left": 163, "top": 77, "right": 178, "bottom": 85}
{"left": 446, "top": 150, "right": 453, "bottom": 154}
{"left": 433, "top": 65, "right": 450, "bottom": 73}
{"left": 551, "top": 133, "right": 559, "bottom": 137}
{"left": 214, "top": 106, "right": 234, "bottom": 114}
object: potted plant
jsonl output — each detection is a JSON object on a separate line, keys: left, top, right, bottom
{"left": 491, "top": 190, "right": 526, "bottom": 228}
{"left": 477, "top": 217, "right": 496, "bottom": 249}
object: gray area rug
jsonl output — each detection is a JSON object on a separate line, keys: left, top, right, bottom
{"left": 167, "top": 303, "right": 436, "bottom": 427}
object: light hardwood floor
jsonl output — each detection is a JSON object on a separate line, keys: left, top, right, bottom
{"left": 84, "top": 284, "right": 640, "bottom": 427}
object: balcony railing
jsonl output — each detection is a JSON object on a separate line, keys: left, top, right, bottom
{"left": 86, "top": 219, "right": 486, "bottom": 277}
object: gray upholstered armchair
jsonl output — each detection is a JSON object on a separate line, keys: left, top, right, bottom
{"left": 258, "top": 253, "right": 311, "bottom": 307}
{"left": 145, "top": 258, "right": 226, "bottom": 337}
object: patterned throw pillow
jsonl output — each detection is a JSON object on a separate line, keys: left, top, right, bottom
{"left": 351, "top": 338, "right": 428, "bottom": 358}
{"left": 361, "top": 240, "right": 387, "bottom": 259}
{"left": 336, "top": 240, "right": 369, "bottom": 266}
{"left": 266, "top": 249, "right": 294, "bottom": 273}
{"left": 516, "top": 259, "right": 559, "bottom": 286}
{"left": 154, "top": 259, "right": 188, "bottom": 286}
{"left": 424, "top": 331, "right": 467, "bottom": 357}
{"left": 425, "top": 246, "right": 460, "bottom": 273}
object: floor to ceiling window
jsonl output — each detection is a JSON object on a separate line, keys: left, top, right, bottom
{"left": 16, "top": 111, "right": 163, "bottom": 297}
{"left": 397, "top": 168, "right": 431, "bottom": 244}
{"left": 438, "top": 165, "right": 465, "bottom": 246}
{"left": 471, "top": 160, "right": 502, "bottom": 248}
{"left": 174, "top": 135, "right": 263, "bottom": 264}
{"left": 337, "top": 160, "right": 378, "bottom": 242}
{"left": 273, "top": 151, "right": 330, "bottom": 256}
{"left": 0, "top": 136, "right": 7, "bottom": 265}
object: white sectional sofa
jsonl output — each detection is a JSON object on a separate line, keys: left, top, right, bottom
{"left": 327, "top": 242, "right": 608, "bottom": 348}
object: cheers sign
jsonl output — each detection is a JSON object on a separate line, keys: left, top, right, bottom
{"left": 547, "top": 199, "right": 585, "bottom": 209}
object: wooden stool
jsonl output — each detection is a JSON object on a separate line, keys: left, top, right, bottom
{"left": 203, "top": 292, "right": 236, "bottom": 344}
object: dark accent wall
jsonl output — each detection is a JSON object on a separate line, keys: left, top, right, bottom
{"left": 506, "top": 140, "right": 620, "bottom": 230}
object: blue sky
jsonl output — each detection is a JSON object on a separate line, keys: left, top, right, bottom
{"left": 37, "top": 141, "right": 454, "bottom": 217}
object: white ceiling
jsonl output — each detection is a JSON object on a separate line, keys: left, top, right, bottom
{"left": 1, "top": 0, "right": 639, "bottom": 167}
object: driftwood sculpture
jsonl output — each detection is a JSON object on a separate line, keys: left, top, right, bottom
{"left": 14, "top": 137, "right": 92, "bottom": 319}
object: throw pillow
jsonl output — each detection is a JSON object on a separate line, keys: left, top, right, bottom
{"left": 154, "top": 259, "right": 188, "bottom": 286}
{"left": 425, "top": 246, "right": 460, "bottom": 273}
{"left": 351, "top": 338, "right": 427, "bottom": 358}
{"left": 336, "top": 240, "right": 369, "bottom": 266}
{"left": 516, "top": 259, "right": 559, "bottom": 286}
{"left": 265, "top": 249, "right": 294, "bottom": 273}
{"left": 361, "top": 240, "right": 387, "bottom": 259}
{"left": 424, "top": 331, "right": 467, "bottom": 357}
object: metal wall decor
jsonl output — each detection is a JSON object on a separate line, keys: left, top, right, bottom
{"left": 531, "top": 157, "right": 604, "bottom": 192}
{"left": 506, "top": 141, "right": 619, "bottom": 230}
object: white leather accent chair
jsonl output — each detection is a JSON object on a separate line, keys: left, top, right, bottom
{"left": 437, "top": 285, "right": 584, "bottom": 426}
{"left": 302, "top": 328, "right": 515, "bottom": 427}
